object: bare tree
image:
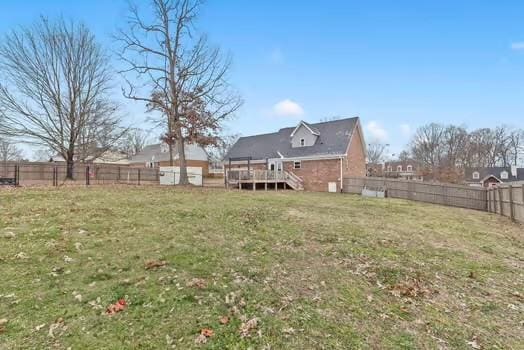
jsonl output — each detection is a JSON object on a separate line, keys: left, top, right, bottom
{"left": 509, "top": 129, "right": 524, "bottom": 166}
{"left": 410, "top": 123, "right": 446, "bottom": 167}
{"left": 119, "top": 128, "right": 151, "bottom": 157}
{"left": 117, "top": 0, "right": 242, "bottom": 185}
{"left": 32, "top": 148, "right": 53, "bottom": 162}
{"left": 398, "top": 150, "right": 411, "bottom": 161}
{"left": 366, "top": 143, "right": 389, "bottom": 164}
{"left": 0, "top": 138, "right": 24, "bottom": 163}
{"left": 0, "top": 17, "right": 123, "bottom": 179}
{"left": 207, "top": 133, "right": 240, "bottom": 162}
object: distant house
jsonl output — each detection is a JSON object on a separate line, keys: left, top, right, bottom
{"left": 465, "top": 166, "right": 524, "bottom": 187}
{"left": 129, "top": 142, "right": 209, "bottom": 175}
{"left": 384, "top": 159, "right": 423, "bottom": 181}
{"left": 51, "top": 150, "right": 129, "bottom": 165}
{"left": 225, "top": 117, "right": 366, "bottom": 192}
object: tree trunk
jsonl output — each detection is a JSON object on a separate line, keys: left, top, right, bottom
{"left": 176, "top": 131, "right": 189, "bottom": 185}
{"left": 66, "top": 157, "right": 74, "bottom": 180}
{"left": 169, "top": 143, "right": 174, "bottom": 167}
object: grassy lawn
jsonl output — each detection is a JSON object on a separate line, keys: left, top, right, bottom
{"left": 0, "top": 187, "right": 522, "bottom": 349}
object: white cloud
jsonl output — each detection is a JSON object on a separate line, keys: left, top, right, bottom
{"left": 269, "top": 48, "right": 284, "bottom": 64}
{"left": 400, "top": 123, "right": 412, "bottom": 137}
{"left": 510, "top": 42, "right": 524, "bottom": 51}
{"left": 366, "top": 121, "right": 388, "bottom": 143}
{"left": 272, "top": 99, "right": 304, "bottom": 117}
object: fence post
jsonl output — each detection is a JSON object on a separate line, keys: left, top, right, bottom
{"left": 14, "top": 164, "right": 20, "bottom": 186}
{"left": 508, "top": 185, "right": 514, "bottom": 221}
{"left": 138, "top": 169, "right": 141, "bottom": 185}
{"left": 484, "top": 190, "right": 490, "bottom": 212}
{"left": 86, "top": 166, "right": 90, "bottom": 186}
{"left": 522, "top": 184, "right": 524, "bottom": 209}
{"left": 497, "top": 186, "right": 504, "bottom": 216}
{"left": 488, "top": 188, "right": 493, "bottom": 213}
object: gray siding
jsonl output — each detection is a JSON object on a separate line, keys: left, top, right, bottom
{"left": 291, "top": 125, "right": 318, "bottom": 148}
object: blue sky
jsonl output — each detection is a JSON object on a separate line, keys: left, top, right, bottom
{"left": 1, "top": 0, "right": 524, "bottom": 157}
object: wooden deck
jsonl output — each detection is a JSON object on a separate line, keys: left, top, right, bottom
{"left": 226, "top": 170, "right": 304, "bottom": 191}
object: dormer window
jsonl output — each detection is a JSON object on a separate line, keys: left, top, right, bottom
{"left": 290, "top": 121, "right": 319, "bottom": 148}
{"left": 500, "top": 171, "right": 508, "bottom": 180}
{"left": 407, "top": 165, "right": 413, "bottom": 172}
{"left": 387, "top": 166, "right": 392, "bottom": 172}
{"left": 472, "top": 171, "right": 480, "bottom": 180}
{"left": 397, "top": 165, "right": 402, "bottom": 172}
{"left": 160, "top": 143, "right": 169, "bottom": 153}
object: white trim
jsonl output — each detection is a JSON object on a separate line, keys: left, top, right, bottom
{"left": 281, "top": 154, "right": 347, "bottom": 161}
{"left": 293, "top": 160, "right": 301, "bottom": 169}
{"left": 480, "top": 174, "right": 502, "bottom": 183}
{"left": 277, "top": 151, "right": 284, "bottom": 159}
{"left": 340, "top": 157, "right": 343, "bottom": 192}
{"left": 227, "top": 154, "right": 348, "bottom": 164}
{"left": 290, "top": 121, "right": 320, "bottom": 137}
{"left": 344, "top": 117, "right": 367, "bottom": 158}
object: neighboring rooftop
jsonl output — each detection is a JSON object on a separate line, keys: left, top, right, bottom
{"left": 465, "top": 166, "right": 524, "bottom": 182}
{"left": 225, "top": 117, "right": 360, "bottom": 160}
{"left": 129, "top": 143, "right": 208, "bottom": 164}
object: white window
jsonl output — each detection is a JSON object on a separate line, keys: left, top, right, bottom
{"left": 294, "top": 161, "right": 301, "bottom": 169}
{"left": 300, "top": 138, "right": 305, "bottom": 147}
{"left": 397, "top": 165, "right": 402, "bottom": 172}
{"left": 472, "top": 171, "right": 480, "bottom": 180}
{"left": 387, "top": 166, "right": 392, "bottom": 172}
{"left": 407, "top": 165, "right": 413, "bottom": 172}
{"left": 500, "top": 171, "right": 508, "bottom": 180}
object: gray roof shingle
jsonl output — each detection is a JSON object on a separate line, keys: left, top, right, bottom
{"left": 465, "top": 167, "right": 524, "bottom": 182}
{"left": 129, "top": 143, "right": 208, "bottom": 164}
{"left": 226, "top": 117, "right": 359, "bottom": 160}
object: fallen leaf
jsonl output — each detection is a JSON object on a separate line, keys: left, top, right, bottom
{"left": 240, "top": 317, "right": 258, "bottom": 338}
{"left": 35, "top": 323, "right": 46, "bottom": 331}
{"left": 219, "top": 316, "right": 229, "bottom": 325}
{"left": 186, "top": 278, "right": 206, "bottom": 289}
{"left": 389, "top": 278, "right": 432, "bottom": 298}
{"left": 145, "top": 260, "right": 167, "bottom": 270}
{"left": 48, "top": 318, "right": 66, "bottom": 338}
{"left": 200, "top": 328, "right": 214, "bottom": 337}
{"left": 15, "top": 252, "right": 29, "bottom": 259}
{"left": 467, "top": 337, "right": 481, "bottom": 349}
{"left": 106, "top": 299, "right": 127, "bottom": 315}
{"left": 194, "top": 333, "right": 207, "bottom": 344}
{"left": 0, "top": 318, "right": 7, "bottom": 334}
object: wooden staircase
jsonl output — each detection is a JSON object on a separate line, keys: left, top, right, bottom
{"left": 283, "top": 171, "right": 304, "bottom": 190}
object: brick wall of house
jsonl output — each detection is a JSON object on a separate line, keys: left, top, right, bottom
{"left": 284, "top": 159, "right": 342, "bottom": 192}
{"left": 344, "top": 125, "right": 366, "bottom": 178}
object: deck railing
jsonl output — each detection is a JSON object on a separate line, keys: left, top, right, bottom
{"left": 227, "top": 169, "right": 286, "bottom": 182}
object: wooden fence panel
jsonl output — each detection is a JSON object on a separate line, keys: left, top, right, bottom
{"left": 495, "top": 184, "right": 524, "bottom": 223}
{"left": 343, "top": 177, "right": 488, "bottom": 211}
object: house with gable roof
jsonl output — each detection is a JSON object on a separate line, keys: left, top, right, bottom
{"left": 224, "top": 117, "right": 366, "bottom": 192}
